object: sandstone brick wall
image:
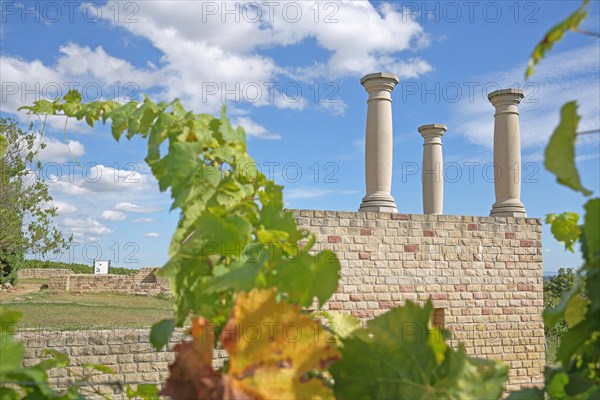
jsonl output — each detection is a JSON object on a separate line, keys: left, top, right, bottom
{"left": 293, "top": 209, "right": 544, "bottom": 392}
{"left": 48, "top": 268, "right": 171, "bottom": 296}
{"left": 15, "top": 328, "right": 227, "bottom": 399}
{"left": 17, "top": 268, "right": 73, "bottom": 279}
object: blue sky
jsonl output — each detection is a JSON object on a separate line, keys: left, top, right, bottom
{"left": 1, "top": 1, "right": 598, "bottom": 274}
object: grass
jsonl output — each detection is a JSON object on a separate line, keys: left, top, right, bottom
{"left": 1, "top": 285, "right": 173, "bottom": 331}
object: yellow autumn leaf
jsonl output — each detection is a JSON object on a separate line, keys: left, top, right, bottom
{"left": 221, "top": 288, "right": 339, "bottom": 400}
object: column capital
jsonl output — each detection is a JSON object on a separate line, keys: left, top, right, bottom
{"left": 417, "top": 124, "right": 448, "bottom": 144}
{"left": 361, "top": 72, "right": 399, "bottom": 93}
{"left": 488, "top": 88, "right": 524, "bottom": 107}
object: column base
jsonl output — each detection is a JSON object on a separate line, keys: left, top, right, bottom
{"left": 490, "top": 199, "right": 527, "bottom": 218}
{"left": 358, "top": 192, "right": 397, "bottom": 213}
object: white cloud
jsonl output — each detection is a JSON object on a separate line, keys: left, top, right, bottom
{"left": 235, "top": 117, "right": 281, "bottom": 140}
{"left": 100, "top": 210, "right": 127, "bottom": 221}
{"left": 46, "top": 163, "right": 152, "bottom": 196}
{"left": 452, "top": 44, "right": 600, "bottom": 150}
{"left": 79, "top": 164, "right": 152, "bottom": 193}
{"left": 0, "top": 2, "right": 431, "bottom": 122}
{"left": 61, "top": 217, "right": 113, "bottom": 241}
{"left": 143, "top": 232, "right": 160, "bottom": 238}
{"left": 133, "top": 217, "right": 154, "bottom": 223}
{"left": 33, "top": 133, "right": 85, "bottom": 162}
{"left": 49, "top": 200, "right": 78, "bottom": 215}
{"left": 114, "top": 202, "right": 161, "bottom": 213}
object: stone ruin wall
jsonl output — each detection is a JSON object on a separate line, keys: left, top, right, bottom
{"left": 294, "top": 209, "right": 544, "bottom": 392}
{"left": 17, "top": 267, "right": 170, "bottom": 296}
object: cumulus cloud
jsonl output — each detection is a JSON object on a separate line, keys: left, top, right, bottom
{"left": 452, "top": 44, "right": 600, "bottom": 150}
{"left": 48, "top": 200, "right": 78, "bottom": 215}
{"left": 133, "top": 217, "right": 154, "bottom": 223}
{"left": 61, "top": 217, "right": 113, "bottom": 241}
{"left": 100, "top": 210, "right": 127, "bottom": 221}
{"left": 0, "top": 1, "right": 431, "bottom": 121}
{"left": 235, "top": 117, "right": 281, "bottom": 140}
{"left": 45, "top": 163, "right": 152, "bottom": 196}
{"left": 29, "top": 133, "right": 86, "bottom": 163}
{"left": 114, "top": 202, "right": 161, "bottom": 213}
{"left": 143, "top": 232, "right": 160, "bottom": 238}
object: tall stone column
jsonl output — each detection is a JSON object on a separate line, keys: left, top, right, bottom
{"left": 358, "top": 72, "right": 399, "bottom": 213}
{"left": 418, "top": 124, "right": 447, "bottom": 214}
{"left": 488, "top": 88, "right": 527, "bottom": 217}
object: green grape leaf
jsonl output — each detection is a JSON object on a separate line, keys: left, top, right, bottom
{"left": 150, "top": 319, "right": 175, "bottom": 351}
{"left": 36, "top": 349, "right": 70, "bottom": 370}
{"left": 544, "top": 101, "right": 592, "bottom": 195}
{"left": 547, "top": 371, "right": 570, "bottom": 399}
{"left": 146, "top": 112, "right": 174, "bottom": 163}
{"left": 507, "top": 387, "right": 545, "bottom": 399}
{"left": 0, "top": 307, "right": 22, "bottom": 333}
{"left": 0, "top": 342, "right": 24, "bottom": 374}
{"left": 583, "top": 198, "right": 600, "bottom": 263}
{"left": 268, "top": 249, "right": 340, "bottom": 307}
{"left": 544, "top": 279, "right": 582, "bottom": 330}
{"left": 0, "top": 387, "right": 19, "bottom": 400}
{"left": 545, "top": 212, "right": 581, "bottom": 252}
{"left": 63, "top": 89, "right": 82, "bottom": 104}
{"left": 203, "top": 247, "right": 268, "bottom": 294}
{"left": 82, "top": 363, "right": 115, "bottom": 374}
{"left": 327, "top": 312, "right": 362, "bottom": 340}
{"left": 563, "top": 294, "right": 589, "bottom": 328}
{"left": 526, "top": 0, "right": 589, "bottom": 78}
{"left": 331, "top": 301, "right": 508, "bottom": 400}
{"left": 556, "top": 311, "right": 600, "bottom": 368}
{"left": 0, "top": 134, "right": 7, "bottom": 157}
{"left": 104, "top": 102, "right": 138, "bottom": 141}
{"left": 127, "top": 384, "right": 160, "bottom": 400}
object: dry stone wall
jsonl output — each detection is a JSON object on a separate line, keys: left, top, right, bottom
{"left": 293, "top": 209, "right": 544, "bottom": 392}
{"left": 15, "top": 328, "right": 227, "bottom": 400}
{"left": 17, "top": 268, "right": 73, "bottom": 279}
{"left": 48, "top": 268, "right": 170, "bottom": 296}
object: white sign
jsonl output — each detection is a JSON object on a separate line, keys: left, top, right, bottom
{"left": 94, "top": 260, "right": 110, "bottom": 274}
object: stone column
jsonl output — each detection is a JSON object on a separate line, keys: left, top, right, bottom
{"left": 358, "top": 72, "right": 399, "bottom": 213}
{"left": 488, "top": 88, "right": 527, "bottom": 217}
{"left": 418, "top": 124, "right": 447, "bottom": 214}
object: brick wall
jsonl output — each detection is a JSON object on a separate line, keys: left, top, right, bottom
{"left": 293, "top": 209, "right": 544, "bottom": 392}
{"left": 17, "top": 268, "right": 73, "bottom": 279}
{"left": 15, "top": 328, "right": 227, "bottom": 400}
{"left": 48, "top": 268, "right": 171, "bottom": 296}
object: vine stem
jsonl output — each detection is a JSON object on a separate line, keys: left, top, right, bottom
{"left": 577, "top": 129, "right": 600, "bottom": 135}
{"left": 574, "top": 28, "right": 600, "bottom": 38}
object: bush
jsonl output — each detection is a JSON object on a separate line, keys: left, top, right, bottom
{"left": 0, "top": 247, "right": 23, "bottom": 285}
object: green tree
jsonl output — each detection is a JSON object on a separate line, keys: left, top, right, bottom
{"left": 0, "top": 118, "right": 70, "bottom": 284}
{"left": 544, "top": 268, "right": 580, "bottom": 339}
